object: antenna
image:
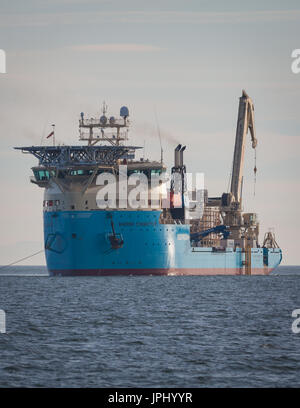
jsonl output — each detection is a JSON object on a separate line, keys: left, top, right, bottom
{"left": 79, "top": 103, "right": 130, "bottom": 147}
{"left": 52, "top": 124, "right": 55, "bottom": 147}
{"left": 154, "top": 106, "right": 163, "bottom": 164}
{"left": 102, "top": 101, "right": 108, "bottom": 115}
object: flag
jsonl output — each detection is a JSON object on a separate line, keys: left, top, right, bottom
{"left": 47, "top": 131, "right": 54, "bottom": 139}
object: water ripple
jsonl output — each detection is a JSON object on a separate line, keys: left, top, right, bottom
{"left": 0, "top": 271, "right": 300, "bottom": 387}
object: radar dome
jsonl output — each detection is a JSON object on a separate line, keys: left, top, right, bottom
{"left": 100, "top": 115, "right": 107, "bottom": 125}
{"left": 120, "top": 106, "right": 129, "bottom": 118}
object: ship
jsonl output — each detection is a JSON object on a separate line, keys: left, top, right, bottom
{"left": 15, "top": 91, "right": 282, "bottom": 276}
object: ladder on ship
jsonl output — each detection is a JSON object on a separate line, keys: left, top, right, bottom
{"left": 244, "top": 239, "right": 252, "bottom": 275}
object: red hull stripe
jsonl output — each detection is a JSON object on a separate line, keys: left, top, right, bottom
{"left": 49, "top": 268, "right": 272, "bottom": 276}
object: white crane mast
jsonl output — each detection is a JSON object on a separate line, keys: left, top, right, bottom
{"left": 230, "top": 90, "right": 257, "bottom": 204}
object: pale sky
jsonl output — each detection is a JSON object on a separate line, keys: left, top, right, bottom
{"left": 0, "top": 0, "right": 299, "bottom": 265}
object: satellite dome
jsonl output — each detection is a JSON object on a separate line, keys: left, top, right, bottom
{"left": 100, "top": 115, "right": 107, "bottom": 125}
{"left": 120, "top": 106, "right": 129, "bottom": 118}
{"left": 109, "top": 116, "right": 115, "bottom": 124}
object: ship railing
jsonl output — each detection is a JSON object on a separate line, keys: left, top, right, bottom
{"left": 80, "top": 118, "right": 128, "bottom": 127}
{"left": 79, "top": 131, "right": 128, "bottom": 141}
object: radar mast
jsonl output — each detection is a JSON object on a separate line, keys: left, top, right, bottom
{"left": 79, "top": 104, "right": 130, "bottom": 146}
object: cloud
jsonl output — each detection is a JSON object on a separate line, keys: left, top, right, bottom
{"left": 1, "top": 9, "right": 300, "bottom": 28}
{"left": 68, "top": 43, "right": 162, "bottom": 52}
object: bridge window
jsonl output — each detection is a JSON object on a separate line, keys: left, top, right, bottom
{"left": 70, "top": 169, "right": 86, "bottom": 176}
{"left": 96, "top": 169, "right": 113, "bottom": 175}
{"left": 43, "top": 200, "right": 60, "bottom": 207}
{"left": 151, "top": 169, "right": 162, "bottom": 176}
{"left": 128, "top": 169, "right": 150, "bottom": 177}
{"left": 33, "top": 169, "right": 55, "bottom": 181}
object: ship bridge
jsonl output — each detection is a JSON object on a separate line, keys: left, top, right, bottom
{"left": 15, "top": 104, "right": 167, "bottom": 206}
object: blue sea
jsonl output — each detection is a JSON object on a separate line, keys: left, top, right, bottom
{"left": 0, "top": 266, "right": 300, "bottom": 387}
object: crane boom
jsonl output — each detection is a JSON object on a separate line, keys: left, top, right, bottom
{"left": 230, "top": 90, "right": 257, "bottom": 204}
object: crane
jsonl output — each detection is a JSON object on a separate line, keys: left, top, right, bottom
{"left": 190, "top": 225, "right": 230, "bottom": 243}
{"left": 230, "top": 89, "right": 257, "bottom": 204}
{"left": 219, "top": 90, "right": 259, "bottom": 243}
{"left": 189, "top": 91, "right": 262, "bottom": 252}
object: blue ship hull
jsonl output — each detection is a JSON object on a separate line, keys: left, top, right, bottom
{"left": 44, "top": 210, "right": 282, "bottom": 276}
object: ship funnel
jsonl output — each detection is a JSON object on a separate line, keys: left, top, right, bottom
{"left": 179, "top": 145, "right": 186, "bottom": 167}
{"left": 174, "top": 144, "right": 182, "bottom": 168}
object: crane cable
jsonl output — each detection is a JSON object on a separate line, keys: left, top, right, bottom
{"left": 254, "top": 148, "right": 257, "bottom": 197}
{"left": 0, "top": 249, "right": 44, "bottom": 271}
{"left": 226, "top": 156, "right": 234, "bottom": 194}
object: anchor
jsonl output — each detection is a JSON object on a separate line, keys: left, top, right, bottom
{"left": 107, "top": 215, "right": 124, "bottom": 250}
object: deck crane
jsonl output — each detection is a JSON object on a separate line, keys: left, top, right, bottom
{"left": 221, "top": 90, "right": 259, "bottom": 244}
{"left": 230, "top": 89, "right": 257, "bottom": 204}
{"left": 190, "top": 225, "right": 230, "bottom": 243}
